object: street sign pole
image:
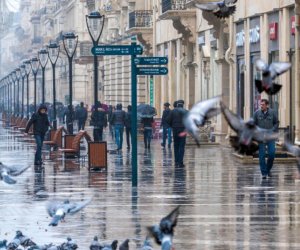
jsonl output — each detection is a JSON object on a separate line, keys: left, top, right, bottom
{"left": 131, "top": 39, "right": 138, "bottom": 187}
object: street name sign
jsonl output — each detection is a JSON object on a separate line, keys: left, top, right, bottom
{"left": 134, "top": 57, "right": 168, "bottom": 65}
{"left": 91, "top": 45, "right": 143, "bottom": 56}
{"left": 136, "top": 67, "right": 168, "bottom": 75}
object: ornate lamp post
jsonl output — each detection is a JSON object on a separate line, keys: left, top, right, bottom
{"left": 86, "top": 11, "right": 105, "bottom": 106}
{"left": 20, "top": 64, "right": 26, "bottom": 118}
{"left": 24, "top": 60, "right": 32, "bottom": 118}
{"left": 48, "top": 41, "right": 60, "bottom": 130}
{"left": 63, "top": 32, "right": 78, "bottom": 134}
{"left": 38, "top": 48, "right": 48, "bottom": 104}
{"left": 31, "top": 57, "right": 40, "bottom": 112}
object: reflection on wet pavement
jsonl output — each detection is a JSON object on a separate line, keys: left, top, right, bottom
{"left": 1, "top": 123, "right": 300, "bottom": 249}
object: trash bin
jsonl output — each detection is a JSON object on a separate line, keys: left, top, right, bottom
{"left": 88, "top": 141, "right": 107, "bottom": 171}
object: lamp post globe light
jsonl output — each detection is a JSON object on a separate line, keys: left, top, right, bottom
{"left": 24, "top": 60, "right": 31, "bottom": 118}
{"left": 20, "top": 64, "right": 26, "bottom": 118}
{"left": 86, "top": 11, "right": 105, "bottom": 106}
{"left": 31, "top": 57, "right": 40, "bottom": 113}
{"left": 38, "top": 48, "right": 48, "bottom": 104}
{"left": 63, "top": 32, "right": 78, "bottom": 134}
{"left": 15, "top": 68, "right": 21, "bottom": 116}
{"left": 48, "top": 41, "right": 60, "bottom": 130}
{"left": 10, "top": 70, "right": 17, "bottom": 116}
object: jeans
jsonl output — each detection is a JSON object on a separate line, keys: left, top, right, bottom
{"left": 144, "top": 128, "right": 152, "bottom": 147}
{"left": 114, "top": 124, "right": 124, "bottom": 149}
{"left": 34, "top": 134, "right": 45, "bottom": 164}
{"left": 258, "top": 141, "right": 276, "bottom": 176}
{"left": 125, "top": 127, "right": 131, "bottom": 148}
{"left": 78, "top": 119, "right": 85, "bottom": 131}
{"left": 173, "top": 128, "right": 186, "bottom": 165}
{"left": 93, "top": 127, "right": 103, "bottom": 142}
{"left": 162, "top": 127, "right": 172, "bottom": 147}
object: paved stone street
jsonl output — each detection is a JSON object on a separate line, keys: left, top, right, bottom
{"left": 1, "top": 122, "right": 300, "bottom": 249}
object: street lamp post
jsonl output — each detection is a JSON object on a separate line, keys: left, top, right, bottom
{"left": 31, "top": 57, "right": 40, "bottom": 113}
{"left": 63, "top": 32, "right": 78, "bottom": 134}
{"left": 8, "top": 74, "right": 13, "bottom": 116}
{"left": 11, "top": 71, "right": 16, "bottom": 116}
{"left": 86, "top": 11, "right": 105, "bottom": 106}
{"left": 38, "top": 49, "right": 48, "bottom": 104}
{"left": 24, "top": 60, "right": 32, "bottom": 119}
{"left": 15, "top": 68, "right": 21, "bottom": 116}
{"left": 48, "top": 41, "right": 60, "bottom": 130}
{"left": 20, "top": 64, "right": 26, "bottom": 118}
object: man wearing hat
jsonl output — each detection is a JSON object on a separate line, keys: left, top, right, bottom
{"left": 25, "top": 104, "right": 51, "bottom": 165}
{"left": 161, "top": 102, "right": 172, "bottom": 149}
{"left": 166, "top": 100, "right": 188, "bottom": 167}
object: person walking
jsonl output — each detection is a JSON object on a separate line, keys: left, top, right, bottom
{"left": 141, "top": 116, "right": 154, "bottom": 149}
{"left": 253, "top": 99, "right": 279, "bottom": 179}
{"left": 76, "top": 102, "right": 88, "bottom": 131}
{"left": 25, "top": 104, "right": 51, "bottom": 165}
{"left": 91, "top": 101, "right": 107, "bottom": 141}
{"left": 167, "top": 100, "right": 188, "bottom": 167}
{"left": 125, "top": 105, "right": 132, "bottom": 150}
{"left": 64, "top": 104, "right": 75, "bottom": 134}
{"left": 108, "top": 105, "right": 115, "bottom": 140}
{"left": 161, "top": 102, "right": 172, "bottom": 149}
{"left": 110, "top": 103, "right": 126, "bottom": 150}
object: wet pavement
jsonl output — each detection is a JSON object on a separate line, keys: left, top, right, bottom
{"left": 1, "top": 121, "right": 300, "bottom": 249}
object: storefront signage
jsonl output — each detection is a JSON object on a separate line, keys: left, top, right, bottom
{"left": 291, "top": 16, "right": 298, "bottom": 35}
{"left": 269, "top": 22, "right": 278, "bottom": 40}
{"left": 249, "top": 25, "right": 260, "bottom": 44}
{"left": 236, "top": 30, "right": 245, "bottom": 47}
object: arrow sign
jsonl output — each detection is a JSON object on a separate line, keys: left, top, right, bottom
{"left": 136, "top": 67, "right": 168, "bottom": 75}
{"left": 134, "top": 57, "right": 168, "bottom": 65}
{"left": 91, "top": 45, "right": 143, "bottom": 56}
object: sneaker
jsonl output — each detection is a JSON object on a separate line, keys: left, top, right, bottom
{"left": 262, "top": 175, "right": 267, "bottom": 180}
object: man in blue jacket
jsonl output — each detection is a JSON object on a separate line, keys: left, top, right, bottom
{"left": 253, "top": 99, "right": 279, "bottom": 179}
{"left": 25, "top": 104, "right": 51, "bottom": 165}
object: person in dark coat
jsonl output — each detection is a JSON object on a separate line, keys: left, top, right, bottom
{"left": 64, "top": 105, "right": 75, "bottom": 134}
{"left": 108, "top": 105, "right": 115, "bottom": 140}
{"left": 76, "top": 102, "right": 88, "bottom": 131}
{"left": 161, "top": 102, "right": 172, "bottom": 149}
{"left": 110, "top": 103, "right": 126, "bottom": 150}
{"left": 141, "top": 116, "right": 154, "bottom": 149}
{"left": 125, "top": 105, "right": 132, "bottom": 150}
{"left": 25, "top": 104, "right": 51, "bottom": 165}
{"left": 166, "top": 100, "right": 188, "bottom": 167}
{"left": 91, "top": 101, "right": 107, "bottom": 141}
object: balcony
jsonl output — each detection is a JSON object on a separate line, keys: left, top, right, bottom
{"left": 160, "top": 0, "right": 196, "bottom": 44}
{"left": 127, "top": 10, "right": 153, "bottom": 55}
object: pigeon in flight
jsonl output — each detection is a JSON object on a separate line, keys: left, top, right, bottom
{"left": 147, "top": 206, "right": 180, "bottom": 250}
{"left": 90, "top": 236, "right": 103, "bottom": 250}
{"left": 182, "top": 96, "right": 221, "bottom": 146}
{"left": 255, "top": 59, "right": 291, "bottom": 95}
{"left": 0, "top": 162, "right": 30, "bottom": 184}
{"left": 220, "top": 102, "right": 278, "bottom": 154}
{"left": 7, "top": 231, "right": 36, "bottom": 249}
{"left": 47, "top": 198, "right": 92, "bottom": 226}
{"left": 119, "top": 239, "right": 129, "bottom": 250}
{"left": 140, "top": 237, "right": 153, "bottom": 250}
{"left": 196, "top": 0, "right": 238, "bottom": 19}
{"left": 102, "top": 240, "right": 118, "bottom": 250}
{"left": 283, "top": 134, "right": 300, "bottom": 177}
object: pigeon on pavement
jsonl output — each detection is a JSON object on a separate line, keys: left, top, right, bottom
{"left": 119, "top": 239, "right": 129, "bottom": 250}
{"left": 90, "top": 236, "right": 103, "bottom": 250}
{"left": 60, "top": 237, "right": 78, "bottom": 250}
{"left": 102, "top": 240, "right": 118, "bottom": 250}
{"left": 7, "top": 230, "right": 36, "bottom": 249}
{"left": 0, "top": 240, "right": 7, "bottom": 249}
{"left": 47, "top": 198, "right": 92, "bottom": 226}
{"left": 220, "top": 102, "right": 278, "bottom": 154}
{"left": 140, "top": 237, "right": 153, "bottom": 250}
{"left": 255, "top": 59, "right": 291, "bottom": 95}
{"left": 0, "top": 162, "right": 30, "bottom": 184}
{"left": 28, "top": 243, "right": 57, "bottom": 250}
{"left": 196, "top": 0, "right": 238, "bottom": 19}
{"left": 147, "top": 206, "right": 180, "bottom": 250}
{"left": 182, "top": 96, "right": 221, "bottom": 146}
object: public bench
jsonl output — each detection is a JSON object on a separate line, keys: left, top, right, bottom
{"left": 44, "top": 126, "right": 68, "bottom": 148}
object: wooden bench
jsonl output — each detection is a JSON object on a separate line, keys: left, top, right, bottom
{"left": 44, "top": 126, "right": 68, "bottom": 148}
{"left": 59, "top": 130, "right": 92, "bottom": 158}
{"left": 18, "top": 118, "right": 28, "bottom": 132}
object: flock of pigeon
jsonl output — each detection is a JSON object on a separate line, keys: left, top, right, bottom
{"left": 0, "top": 206, "right": 180, "bottom": 250}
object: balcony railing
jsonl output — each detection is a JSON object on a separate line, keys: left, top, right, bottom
{"left": 129, "top": 10, "right": 153, "bottom": 29}
{"left": 162, "top": 0, "right": 188, "bottom": 13}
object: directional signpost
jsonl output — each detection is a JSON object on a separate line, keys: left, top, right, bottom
{"left": 92, "top": 39, "right": 168, "bottom": 187}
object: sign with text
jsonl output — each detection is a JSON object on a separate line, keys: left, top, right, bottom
{"left": 91, "top": 45, "right": 143, "bottom": 56}
{"left": 134, "top": 57, "right": 168, "bottom": 65}
{"left": 269, "top": 22, "right": 278, "bottom": 40}
{"left": 136, "top": 67, "right": 168, "bottom": 75}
